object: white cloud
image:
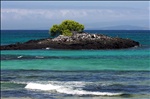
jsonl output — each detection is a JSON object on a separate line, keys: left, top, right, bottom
{"left": 1, "top": 8, "right": 149, "bottom": 29}
{"left": 2, "top": 8, "right": 147, "bottom": 20}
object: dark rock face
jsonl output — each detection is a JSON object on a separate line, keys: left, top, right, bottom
{"left": 0, "top": 32, "right": 139, "bottom": 50}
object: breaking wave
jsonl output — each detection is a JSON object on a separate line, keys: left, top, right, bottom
{"left": 25, "top": 82, "right": 123, "bottom": 96}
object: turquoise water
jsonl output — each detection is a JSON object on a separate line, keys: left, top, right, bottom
{"left": 1, "top": 49, "right": 150, "bottom": 71}
{"left": 1, "top": 30, "right": 150, "bottom": 99}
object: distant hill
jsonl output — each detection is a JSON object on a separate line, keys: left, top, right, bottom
{"left": 99, "top": 25, "right": 149, "bottom": 30}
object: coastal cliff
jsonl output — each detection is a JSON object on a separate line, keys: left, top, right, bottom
{"left": 0, "top": 32, "right": 139, "bottom": 50}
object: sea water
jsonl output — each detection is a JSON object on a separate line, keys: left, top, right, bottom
{"left": 1, "top": 30, "right": 150, "bottom": 99}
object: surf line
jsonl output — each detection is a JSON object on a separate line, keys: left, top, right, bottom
{"left": 25, "top": 83, "right": 123, "bottom": 96}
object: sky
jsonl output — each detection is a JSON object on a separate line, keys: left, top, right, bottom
{"left": 1, "top": 1, "right": 150, "bottom": 30}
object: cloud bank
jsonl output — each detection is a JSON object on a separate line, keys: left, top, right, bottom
{"left": 1, "top": 8, "right": 149, "bottom": 29}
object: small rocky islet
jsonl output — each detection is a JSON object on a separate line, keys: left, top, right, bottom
{"left": 1, "top": 32, "right": 139, "bottom": 50}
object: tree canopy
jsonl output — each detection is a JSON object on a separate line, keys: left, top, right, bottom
{"left": 49, "top": 20, "right": 84, "bottom": 37}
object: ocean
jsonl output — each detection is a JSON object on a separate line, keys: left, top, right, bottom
{"left": 1, "top": 30, "right": 150, "bottom": 99}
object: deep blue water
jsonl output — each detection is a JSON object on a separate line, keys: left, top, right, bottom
{"left": 1, "top": 30, "right": 150, "bottom": 99}
{"left": 1, "top": 30, "right": 150, "bottom": 46}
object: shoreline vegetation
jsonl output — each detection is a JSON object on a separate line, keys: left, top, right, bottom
{"left": 0, "top": 20, "right": 139, "bottom": 50}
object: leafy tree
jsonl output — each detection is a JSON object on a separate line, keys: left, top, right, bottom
{"left": 50, "top": 25, "right": 60, "bottom": 36}
{"left": 49, "top": 20, "right": 84, "bottom": 37}
{"left": 62, "top": 29, "right": 72, "bottom": 36}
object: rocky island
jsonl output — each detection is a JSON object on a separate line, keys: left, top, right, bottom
{"left": 0, "top": 32, "right": 139, "bottom": 50}
{"left": 0, "top": 20, "right": 139, "bottom": 50}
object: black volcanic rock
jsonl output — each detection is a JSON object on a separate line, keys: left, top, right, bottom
{"left": 0, "top": 32, "right": 139, "bottom": 50}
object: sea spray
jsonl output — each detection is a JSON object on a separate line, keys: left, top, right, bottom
{"left": 25, "top": 82, "right": 123, "bottom": 96}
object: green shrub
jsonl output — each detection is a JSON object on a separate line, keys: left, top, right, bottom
{"left": 62, "top": 30, "right": 73, "bottom": 36}
{"left": 50, "top": 25, "right": 60, "bottom": 36}
{"left": 49, "top": 20, "right": 84, "bottom": 37}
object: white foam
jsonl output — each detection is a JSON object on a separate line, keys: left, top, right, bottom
{"left": 17, "top": 56, "right": 23, "bottom": 58}
{"left": 46, "top": 47, "right": 50, "bottom": 50}
{"left": 48, "top": 81, "right": 87, "bottom": 88}
{"left": 25, "top": 82, "right": 123, "bottom": 96}
{"left": 25, "top": 83, "right": 61, "bottom": 91}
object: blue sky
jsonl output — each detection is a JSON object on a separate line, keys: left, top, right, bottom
{"left": 1, "top": 1, "right": 150, "bottom": 30}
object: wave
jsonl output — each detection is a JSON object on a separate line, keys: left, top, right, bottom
{"left": 4, "top": 80, "right": 149, "bottom": 96}
{"left": 1, "top": 54, "right": 149, "bottom": 61}
{"left": 25, "top": 82, "right": 123, "bottom": 96}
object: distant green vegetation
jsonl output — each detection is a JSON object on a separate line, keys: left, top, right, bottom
{"left": 50, "top": 20, "right": 84, "bottom": 37}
